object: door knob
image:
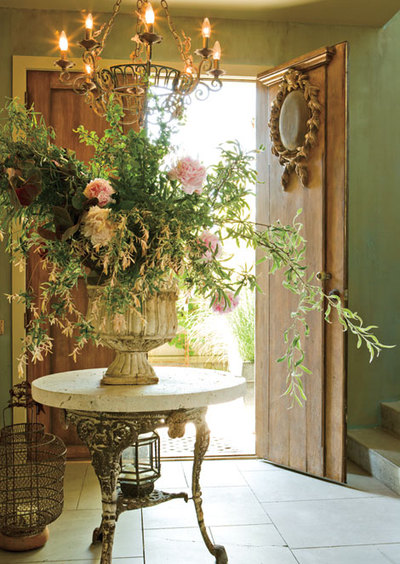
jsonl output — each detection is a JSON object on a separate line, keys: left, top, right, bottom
{"left": 316, "top": 271, "right": 332, "bottom": 281}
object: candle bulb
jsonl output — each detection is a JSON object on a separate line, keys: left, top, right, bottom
{"left": 85, "top": 63, "right": 92, "bottom": 75}
{"left": 213, "top": 41, "right": 221, "bottom": 69}
{"left": 201, "top": 17, "right": 211, "bottom": 48}
{"left": 59, "top": 30, "right": 68, "bottom": 60}
{"left": 85, "top": 13, "right": 93, "bottom": 40}
{"left": 145, "top": 3, "right": 155, "bottom": 33}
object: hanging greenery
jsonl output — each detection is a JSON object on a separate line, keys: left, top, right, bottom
{"left": 0, "top": 99, "right": 391, "bottom": 404}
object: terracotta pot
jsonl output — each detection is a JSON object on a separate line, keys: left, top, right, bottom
{"left": 0, "top": 526, "right": 49, "bottom": 552}
{"left": 87, "top": 285, "right": 178, "bottom": 385}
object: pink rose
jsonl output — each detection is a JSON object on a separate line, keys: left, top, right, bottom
{"left": 199, "top": 231, "right": 222, "bottom": 263}
{"left": 83, "top": 178, "right": 115, "bottom": 207}
{"left": 169, "top": 157, "right": 206, "bottom": 194}
{"left": 212, "top": 292, "right": 240, "bottom": 314}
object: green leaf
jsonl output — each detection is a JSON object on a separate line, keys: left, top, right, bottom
{"left": 52, "top": 206, "right": 73, "bottom": 227}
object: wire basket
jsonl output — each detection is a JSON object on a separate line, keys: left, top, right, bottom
{"left": 0, "top": 384, "right": 66, "bottom": 538}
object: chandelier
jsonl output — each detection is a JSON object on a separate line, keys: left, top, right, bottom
{"left": 55, "top": 0, "right": 224, "bottom": 127}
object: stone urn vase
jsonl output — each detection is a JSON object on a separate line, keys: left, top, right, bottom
{"left": 87, "top": 285, "right": 178, "bottom": 385}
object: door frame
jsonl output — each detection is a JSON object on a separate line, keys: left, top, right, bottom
{"left": 11, "top": 55, "right": 263, "bottom": 423}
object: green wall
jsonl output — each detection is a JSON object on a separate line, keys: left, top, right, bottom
{"left": 0, "top": 7, "right": 398, "bottom": 425}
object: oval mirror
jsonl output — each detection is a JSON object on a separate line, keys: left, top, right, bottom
{"left": 278, "top": 90, "right": 309, "bottom": 151}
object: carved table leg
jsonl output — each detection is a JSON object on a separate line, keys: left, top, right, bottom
{"left": 67, "top": 412, "right": 137, "bottom": 564}
{"left": 192, "top": 410, "right": 228, "bottom": 564}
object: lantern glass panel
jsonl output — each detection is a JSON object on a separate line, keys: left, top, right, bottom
{"left": 119, "top": 432, "right": 160, "bottom": 497}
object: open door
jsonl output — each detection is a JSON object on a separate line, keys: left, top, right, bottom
{"left": 255, "top": 43, "right": 348, "bottom": 482}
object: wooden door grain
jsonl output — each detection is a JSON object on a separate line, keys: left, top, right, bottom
{"left": 26, "top": 70, "right": 115, "bottom": 458}
{"left": 255, "top": 43, "right": 348, "bottom": 482}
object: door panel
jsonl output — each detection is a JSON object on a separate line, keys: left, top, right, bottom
{"left": 26, "top": 70, "right": 115, "bottom": 459}
{"left": 255, "top": 44, "right": 347, "bottom": 482}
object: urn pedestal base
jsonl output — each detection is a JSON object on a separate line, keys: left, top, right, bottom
{"left": 101, "top": 352, "right": 158, "bottom": 385}
{"left": 87, "top": 285, "right": 178, "bottom": 386}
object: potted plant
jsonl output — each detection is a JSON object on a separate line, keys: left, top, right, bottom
{"left": 0, "top": 100, "right": 389, "bottom": 401}
{"left": 230, "top": 289, "right": 255, "bottom": 382}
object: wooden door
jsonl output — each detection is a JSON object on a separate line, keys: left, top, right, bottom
{"left": 26, "top": 70, "right": 115, "bottom": 458}
{"left": 255, "top": 43, "right": 348, "bottom": 482}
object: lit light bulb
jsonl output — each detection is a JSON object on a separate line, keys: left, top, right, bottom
{"left": 59, "top": 30, "right": 68, "bottom": 59}
{"left": 145, "top": 3, "right": 155, "bottom": 25}
{"left": 85, "top": 13, "right": 93, "bottom": 30}
{"left": 202, "top": 18, "right": 211, "bottom": 39}
{"left": 84, "top": 13, "right": 94, "bottom": 40}
{"left": 85, "top": 64, "right": 92, "bottom": 74}
{"left": 185, "top": 64, "right": 193, "bottom": 74}
{"left": 213, "top": 41, "right": 221, "bottom": 61}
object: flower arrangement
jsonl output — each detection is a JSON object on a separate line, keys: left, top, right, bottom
{"left": 0, "top": 100, "right": 390, "bottom": 403}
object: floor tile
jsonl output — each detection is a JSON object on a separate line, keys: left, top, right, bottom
{"left": 182, "top": 460, "right": 247, "bottom": 487}
{"left": 0, "top": 561, "right": 143, "bottom": 564}
{"left": 0, "top": 509, "right": 143, "bottom": 563}
{"left": 210, "top": 523, "right": 286, "bottom": 547}
{"left": 155, "top": 461, "right": 188, "bottom": 489}
{"left": 202, "top": 486, "right": 271, "bottom": 526}
{"left": 0, "top": 510, "right": 102, "bottom": 563}
{"left": 263, "top": 497, "right": 400, "bottom": 548}
{"left": 235, "top": 458, "right": 281, "bottom": 472}
{"left": 77, "top": 465, "right": 102, "bottom": 510}
{"left": 112, "top": 510, "right": 143, "bottom": 558}
{"left": 144, "top": 527, "right": 216, "bottom": 564}
{"left": 378, "top": 544, "right": 400, "bottom": 563}
{"left": 244, "top": 466, "right": 390, "bottom": 503}
{"left": 63, "top": 462, "right": 89, "bottom": 510}
{"left": 217, "top": 546, "right": 298, "bottom": 563}
{"left": 293, "top": 545, "right": 395, "bottom": 564}
{"left": 0, "top": 561, "right": 144, "bottom": 564}
{"left": 142, "top": 492, "right": 196, "bottom": 529}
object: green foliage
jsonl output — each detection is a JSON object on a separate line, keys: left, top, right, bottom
{"left": 230, "top": 288, "right": 255, "bottom": 362}
{"left": 172, "top": 296, "right": 231, "bottom": 364}
{"left": 0, "top": 99, "right": 392, "bottom": 404}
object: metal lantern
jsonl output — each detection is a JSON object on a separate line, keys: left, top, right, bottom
{"left": 119, "top": 431, "right": 161, "bottom": 497}
{"left": 0, "top": 384, "right": 66, "bottom": 550}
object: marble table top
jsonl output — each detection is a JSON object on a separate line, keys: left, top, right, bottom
{"left": 31, "top": 366, "right": 246, "bottom": 413}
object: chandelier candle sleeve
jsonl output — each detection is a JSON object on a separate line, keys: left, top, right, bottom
{"left": 85, "top": 13, "right": 93, "bottom": 40}
{"left": 145, "top": 3, "right": 155, "bottom": 33}
{"left": 58, "top": 31, "right": 68, "bottom": 59}
{"left": 202, "top": 17, "right": 211, "bottom": 48}
{"left": 213, "top": 41, "right": 221, "bottom": 69}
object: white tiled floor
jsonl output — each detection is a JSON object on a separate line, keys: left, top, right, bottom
{"left": 1, "top": 459, "right": 400, "bottom": 563}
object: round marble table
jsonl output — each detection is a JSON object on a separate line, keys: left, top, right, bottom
{"left": 32, "top": 367, "right": 246, "bottom": 564}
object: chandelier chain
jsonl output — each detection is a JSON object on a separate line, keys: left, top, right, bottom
{"left": 97, "top": 0, "right": 123, "bottom": 55}
{"left": 132, "top": 0, "right": 145, "bottom": 61}
{"left": 160, "top": 0, "right": 192, "bottom": 65}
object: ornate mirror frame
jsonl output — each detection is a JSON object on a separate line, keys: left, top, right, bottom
{"left": 268, "top": 68, "right": 321, "bottom": 190}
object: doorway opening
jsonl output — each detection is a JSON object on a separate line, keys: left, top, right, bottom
{"left": 151, "top": 81, "right": 257, "bottom": 459}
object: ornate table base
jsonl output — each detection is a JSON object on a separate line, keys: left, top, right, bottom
{"left": 66, "top": 408, "right": 228, "bottom": 564}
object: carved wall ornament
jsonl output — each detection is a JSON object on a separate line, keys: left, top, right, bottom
{"left": 268, "top": 68, "right": 321, "bottom": 190}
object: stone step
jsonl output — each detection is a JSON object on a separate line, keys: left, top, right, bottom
{"left": 347, "top": 427, "right": 400, "bottom": 495}
{"left": 381, "top": 400, "right": 400, "bottom": 437}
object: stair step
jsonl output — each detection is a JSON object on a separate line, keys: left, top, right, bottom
{"left": 347, "top": 427, "right": 400, "bottom": 495}
{"left": 381, "top": 400, "right": 400, "bottom": 437}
